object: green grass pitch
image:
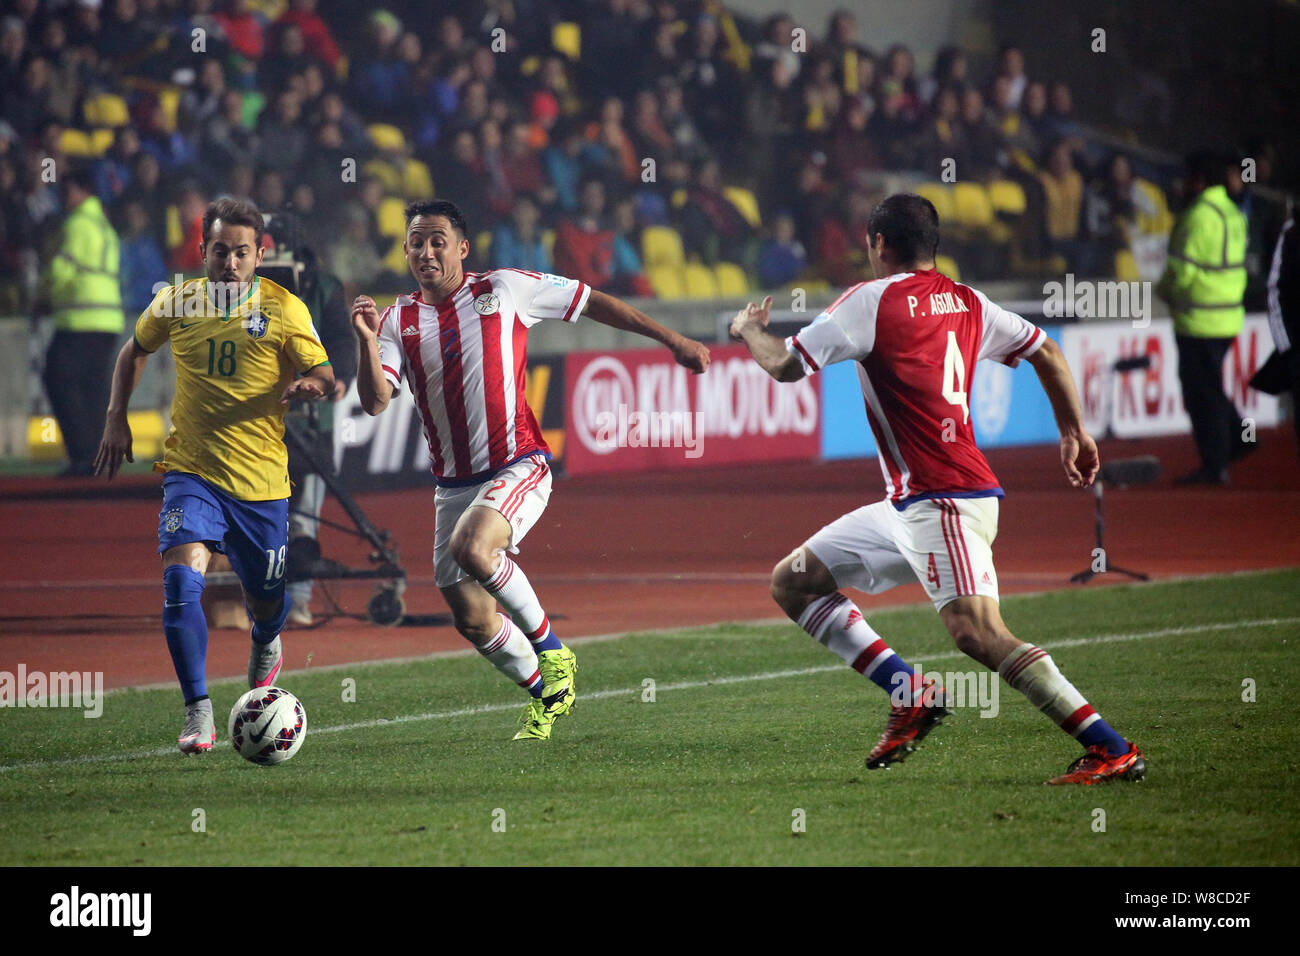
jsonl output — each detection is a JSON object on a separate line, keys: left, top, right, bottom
{"left": 2, "top": 569, "right": 1297, "bottom": 866}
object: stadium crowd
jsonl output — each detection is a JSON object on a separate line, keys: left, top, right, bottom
{"left": 0, "top": 0, "right": 1281, "bottom": 314}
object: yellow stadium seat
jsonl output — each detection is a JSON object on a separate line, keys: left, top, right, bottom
{"left": 127, "top": 411, "right": 166, "bottom": 458}
{"left": 934, "top": 254, "right": 961, "bottom": 282}
{"left": 641, "top": 225, "right": 685, "bottom": 269}
{"left": 952, "top": 183, "right": 995, "bottom": 229}
{"left": 1134, "top": 178, "right": 1173, "bottom": 235}
{"left": 987, "top": 179, "right": 1027, "bottom": 216}
{"left": 156, "top": 87, "right": 180, "bottom": 133}
{"left": 541, "top": 228, "right": 555, "bottom": 258}
{"left": 363, "top": 158, "right": 403, "bottom": 194}
{"left": 91, "top": 129, "right": 115, "bottom": 155}
{"left": 683, "top": 262, "right": 719, "bottom": 298}
{"left": 377, "top": 197, "right": 407, "bottom": 238}
{"left": 58, "top": 129, "right": 97, "bottom": 158}
{"left": 166, "top": 205, "right": 183, "bottom": 249}
{"left": 368, "top": 123, "right": 406, "bottom": 152}
{"left": 722, "top": 186, "right": 762, "bottom": 229}
{"left": 28, "top": 415, "right": 63, "bottom": 461}
{"left": 1114, "top": 248, "right": 1140, "bottom": 282}
{"left": 475, "top": 230, "right": 492, "bottom": 259}
{"left": 83, "top": 93, "right": 130, "bottom": 128}
{"left": 714, "top": 262, "right": 749, "bottom": 297}
{"left": 804, "top": 102, "right": 827, "bottom": 132}
{"left": 670, "top": 187, "right": 688, "bottom": 210}
{"left": 552, "top": 22, "right": 581, "bottom": 60}
{"left": 384, "top": 237, "right": 408, "bottom": 274}
{"left": 29, "top": 410, "right": 165, "bottom": 460}
{"left": 647, "top": 265, "right": 685, "bottom": 300}
{"left": 789, "top": 278, "right": 830, "bottom": 294}
{"left": 402, "top": 158, "right": 434, "bottom": 199}
{"left": 916, "top": 183, "right": 954, "bottom": 222}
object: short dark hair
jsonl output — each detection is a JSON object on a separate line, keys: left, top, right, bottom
{"left": 867, "top": 193, "right": 940, "bottom": 263}
{"left": 404, "top": 198, "right": 468, "bottom": 237}
{"left": 202, "top": 197, "right": 265, "bottom": 245}
{"left": 1185, "top": 149, "right": 1234, "bottom": 187}
{"left": 62, "top": 164, "right": 96, "bottom": 195}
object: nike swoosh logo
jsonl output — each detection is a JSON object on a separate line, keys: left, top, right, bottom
{"left": 178, "top": 320, "right": 198, "bottom": 329}
{"left": 248, "top": 713, "right": 280, "bottom": 744}
{"left": 163, "top": 602, "right": 188, "bottom": 608}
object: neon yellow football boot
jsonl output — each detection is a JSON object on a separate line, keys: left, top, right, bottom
{"left": 512, "top": 645, "right": 577, "bottom": 740}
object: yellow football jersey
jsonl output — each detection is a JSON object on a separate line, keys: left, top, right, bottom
{"left": 135, "top": 276, "right": 330, "bottom": 501}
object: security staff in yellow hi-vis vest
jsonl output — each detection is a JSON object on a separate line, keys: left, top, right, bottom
{"left": 1157, "top": 151, "right": 1250, "bottom": 485}
{"left": 39, "top": 165, "right": 124, "bottom": 476}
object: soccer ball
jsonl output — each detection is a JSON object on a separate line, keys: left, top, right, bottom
{"left": 228, "top": 687, "right": 307, "bottom": 765}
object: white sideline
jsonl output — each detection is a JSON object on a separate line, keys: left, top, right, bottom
{"left": 100, "top": 565, "right": 1300, "bottom": 696}
{"left": 1, "top": 614, "right": 1295, "bottom": 774}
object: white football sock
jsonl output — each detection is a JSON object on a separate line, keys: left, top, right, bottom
{"left": 998, "top": 643, "right": 1094, "bottom": 731}
{"left": 479, "top": 555, "right": 548, "bottom": 639}
{"left": 475, "top": 613, "right": 542, "bottom": 689}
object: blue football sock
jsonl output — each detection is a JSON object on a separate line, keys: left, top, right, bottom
{"left": 250, "top": 589, "right": 288, "bottom": 645}
{"left": 163, "top": 565, "right": 208, "bottom": 703}
{"left": 1077, "top": 717, "right": 1128, "bottom": 755}
{"left": 860, "top": 649, "right": 917, "bottom": 698}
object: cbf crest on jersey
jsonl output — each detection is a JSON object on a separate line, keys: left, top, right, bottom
{"left": 243, "top": 311, "right": 269, "bottom": 339}
{"left": 163, "top": 508, "right": 184, "bottom": 533}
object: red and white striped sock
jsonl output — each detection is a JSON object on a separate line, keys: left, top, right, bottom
{"left": 479, "top": 555, "right": 549, "bottom": 642}
{"left": 998, "top": 643, "right": 1095, "bottom": 736}
{"left": 475, "top": 613, "right": 543, "bottom": 697}
{"left": 797, "top": 592, "right": 921, "bottom": 701}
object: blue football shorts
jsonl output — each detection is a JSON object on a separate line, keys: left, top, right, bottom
{"left": 157, "top": 472, "right": 289, "bottom": 602}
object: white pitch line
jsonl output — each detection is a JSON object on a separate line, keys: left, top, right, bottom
{"left": 1, "top": 615, "right": 1296, "bottom": 775}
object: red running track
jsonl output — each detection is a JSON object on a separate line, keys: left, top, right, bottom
{"left": 1, "top": 429, "right": 1297, "bottom": 691}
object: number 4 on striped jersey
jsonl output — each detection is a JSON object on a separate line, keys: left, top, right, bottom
{"left": 942, "top": 330, "right": 969, "bottom": 425}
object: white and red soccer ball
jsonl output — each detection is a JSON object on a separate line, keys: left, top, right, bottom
{"left": 228, "top": 687, "right": 307, "bottom": 765}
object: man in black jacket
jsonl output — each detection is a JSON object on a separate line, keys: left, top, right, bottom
{"left": 265, "top": 213, "right": 358, "bottom": 624}
{"left": 1263, "top": 207, "right": 1298, "bottom": 455}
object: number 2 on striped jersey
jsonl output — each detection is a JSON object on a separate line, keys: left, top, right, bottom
{"left": 942, "top": 331, "right": 970, "bottom": 425}
{"left": 482, "top": 479, "right": 508, "bottom": 501}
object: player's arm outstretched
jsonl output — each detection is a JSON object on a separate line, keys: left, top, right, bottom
{"left": 94, "top": 337, "right": 153, "bottom": 479}
{"left": 280, "top": 363, "right": 335, "bottom": 404}
{"left": 729, "top": 296, "right": 805, "bottom": 381}
{"left": 1026, "top": 338, "right": 1100, "bottom": 488}
{"left": 583, "top": 290, "right": 711, "bottom": 373}
{"left": 351, "top": 295, "right": 394, "bottom": 416}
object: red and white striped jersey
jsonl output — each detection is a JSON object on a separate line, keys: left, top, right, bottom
{"left": 787, "top": 268, "right": 1045, "bottom": 507}
{"left": 377, "top": 268, "right": 590, "bottom": 485}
